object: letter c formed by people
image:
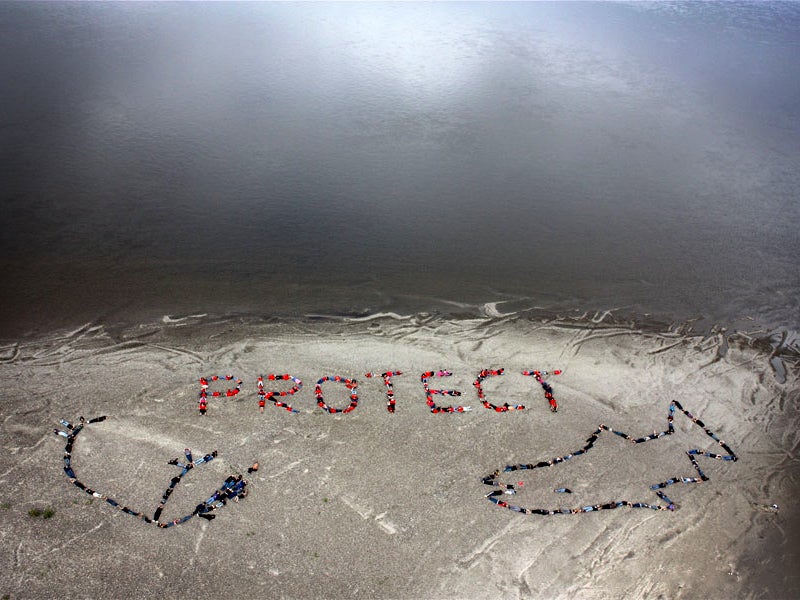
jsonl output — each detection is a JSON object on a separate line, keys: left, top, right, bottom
{"left": 474, "top": 368, "right": 524, "bottom": 412}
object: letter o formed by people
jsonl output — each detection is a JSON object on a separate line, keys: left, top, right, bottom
{"left": 315, "top": 376, "right": 359, "bottom": 414}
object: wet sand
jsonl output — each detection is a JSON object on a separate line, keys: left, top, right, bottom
{"left": 0, "top": 313, "right": 798, "bottom": 599}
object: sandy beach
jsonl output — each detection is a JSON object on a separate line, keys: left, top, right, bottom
{"left": 1, "top": 312, "right": 797, "bottom": 599}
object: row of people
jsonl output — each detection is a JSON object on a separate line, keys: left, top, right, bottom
{"left": 155, "top": 448, "right": 219, "bottom": 522}
{"left": 194, "top": 475, "right": 249, "bottom": 521}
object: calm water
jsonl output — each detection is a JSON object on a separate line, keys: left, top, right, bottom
{"left": 1, "top": 1, "right": 799, "bottom": 337}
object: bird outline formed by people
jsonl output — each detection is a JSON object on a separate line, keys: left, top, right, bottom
{"left": 481, "top": 400, "right": 737, "bottom": 514}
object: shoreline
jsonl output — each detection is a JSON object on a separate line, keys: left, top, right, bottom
{"left": 2, "top": 307, "right": 796, "bottom": 384}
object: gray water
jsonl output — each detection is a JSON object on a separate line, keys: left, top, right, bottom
{"left": 1, "top": 1, "right": 799, "bottom": 338}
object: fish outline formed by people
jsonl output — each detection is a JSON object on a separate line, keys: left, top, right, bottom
{"left": 481, "top": 400, "right": 737, "bottom": 514}
{"left": 55, "top": 416, "right": 248, "bottom": 528}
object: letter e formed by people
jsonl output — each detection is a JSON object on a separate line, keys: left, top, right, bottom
{"left": 420, "top": 370, "right": 471, "bottom": 414}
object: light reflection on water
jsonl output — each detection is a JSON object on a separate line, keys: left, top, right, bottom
{"left": 1, "top": 2, "right": 798, "bottom": 336}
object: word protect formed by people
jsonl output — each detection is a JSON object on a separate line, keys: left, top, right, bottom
{"left": 198, "top": 370, "right": 563, "bottom": 415}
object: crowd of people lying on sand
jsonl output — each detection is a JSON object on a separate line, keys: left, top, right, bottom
{"left": 52, "top": 373, "right": 751, "bottom": 524}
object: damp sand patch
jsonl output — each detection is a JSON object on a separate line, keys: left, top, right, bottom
{"left": 0, "top": 315, "right": 797, "bottom": 599}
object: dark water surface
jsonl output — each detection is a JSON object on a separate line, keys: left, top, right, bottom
{"left": 1, "top": 1, "right": 799, "bottom": 337}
